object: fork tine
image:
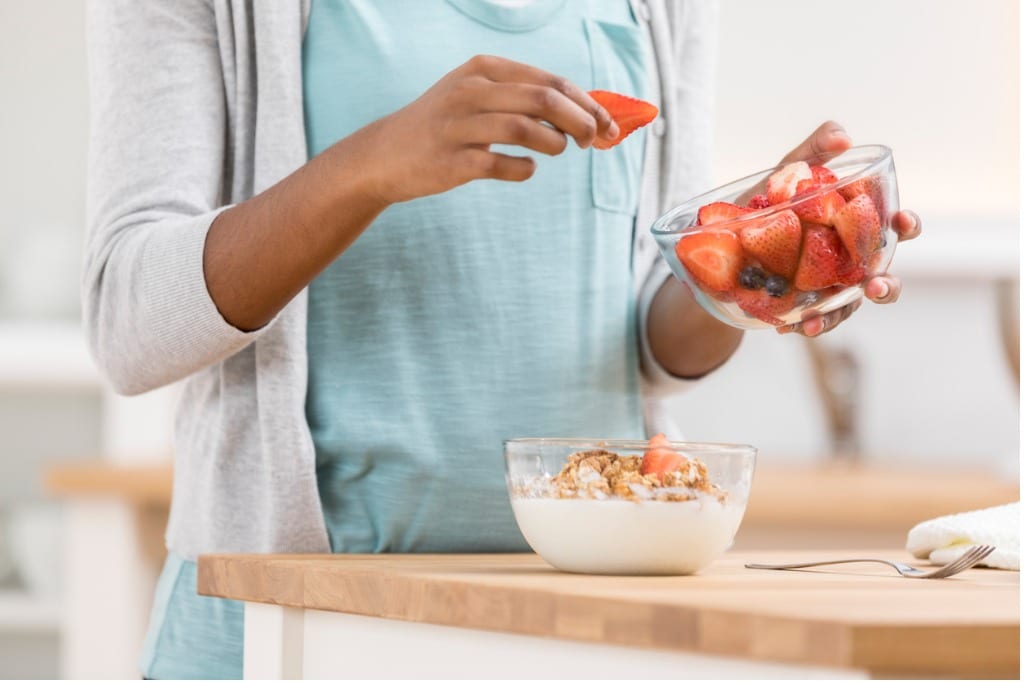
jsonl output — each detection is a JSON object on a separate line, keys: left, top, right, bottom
{"left": 930, "top": 545, "right": 994, "bottom": 578}
{"left": 922, "top": 547, "right": 976, "bottom": 579}
{"left": 945, "top": 546, "right": 987, "bottom": 572}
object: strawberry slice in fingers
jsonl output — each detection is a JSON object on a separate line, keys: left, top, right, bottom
{"left": 588, "top": 90, "right": 659, "bottom": 150}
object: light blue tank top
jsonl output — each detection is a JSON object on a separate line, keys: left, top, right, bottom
{"left": 305, "top": 0, "right": 650, "bottom": 554}
{"left": 140, "top": 1, "right": 650, "bottom": 677}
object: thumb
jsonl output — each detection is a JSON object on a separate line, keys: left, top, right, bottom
{"left": 780, "top": 120, "right": 852, "bottom": 164}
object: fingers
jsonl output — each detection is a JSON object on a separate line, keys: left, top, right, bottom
{"left": 459, "top": 148, "right": 537, "bottom": 182}
{"left": 777, "top": 299, "right": 862, "bottom": 337}
{"left": 457, "top": 113, "right": 568, "bottom": 156}
{"left": 464, "top": 55, "right": 618, "bottom": 147}
{"left": 780, "top": 120, "right": 852, "bottom": 165}
{"left": 475, "top": 83, "right": 603, "bottom": 150}
{"left": 894, "top": 209, "right": 922, "bottom": 241}
{"left": 864, "top": 275, "right": 902, "bottom": 304}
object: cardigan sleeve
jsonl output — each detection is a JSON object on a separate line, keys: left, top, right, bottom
{"left": 635, "top": 0, "right": 721, "bottom": 397}
{"left": 83, "top": 0, "right": 268, "bottom": 395}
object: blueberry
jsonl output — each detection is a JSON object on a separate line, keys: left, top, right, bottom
{"left": 796, "top": 291, "right": 820, "bottom": 307}
{"left": 739, "top": 266, "right": 767, "bottom": 290}
{"left": 765, "top": 275, "right": 789, "bottom": 298}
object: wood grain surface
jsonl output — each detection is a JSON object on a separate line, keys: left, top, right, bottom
{"left": 197, "top": 551, "right": 1019, "bottom": 678}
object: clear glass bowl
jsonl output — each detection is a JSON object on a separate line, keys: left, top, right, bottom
{"left": 650, "top": 145, "right": 900, "bottom": 330}
{"left": 505, "top": 438, "right": 756, "bottom": 575}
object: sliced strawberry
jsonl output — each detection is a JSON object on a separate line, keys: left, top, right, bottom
{"left": 733, "top": 288, "right": 798, "bottom": 326}
{"left": 765, "top": 161, "right": 813, "bottom": 205}
{"left": 832, "top": 193, "right": 883, "bottom": 266}
{"left": 747, "top": 193, "right": 771, "bottom": 209}
{"left": 838, "top": 175, "right": 886, "bottom": 216}
{"left": 674, "top": 229, "right": 744, "bottom": 293}
{"left": 588, "top": 90, "right": 659, "bottom": 150}
{"left": 697, "top": 201, "right": 752, "bottom": 227}
{"left": 794, "top": 224, "right": 859, "bottom": 291}
{"left": 641, "top": 433, "right": 685, "bottom": 477}
{"left": 738, "top": 209, "right": 802, "bottom": 278}
{"left": 810, "top": 165, "right": 838, "bottom": 185}
{"left": 647, "top": 433, "right": 671, "bottom": 449}
{"left": 791, "top": 179, "right": 846, "bottom": 225}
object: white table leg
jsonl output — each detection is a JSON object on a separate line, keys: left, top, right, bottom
{"left": 244, "top": 602, "right": 305, "bottom": 679}
{"left": 61, "top": 499, "right": 159, "bottom": 679}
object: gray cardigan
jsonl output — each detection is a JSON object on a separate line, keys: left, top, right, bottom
{"left": 83, "top": 0, "right": 719, "bottom": 559}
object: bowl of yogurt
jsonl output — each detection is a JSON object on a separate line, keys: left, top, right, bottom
{"left": 505, "top": 436, "right": 756, "bottom": 575}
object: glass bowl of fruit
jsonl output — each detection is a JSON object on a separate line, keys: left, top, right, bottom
{"left": 650, "top": 145, "right": 899, "bottom": 329}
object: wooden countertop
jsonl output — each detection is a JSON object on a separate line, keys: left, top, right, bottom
{"left": 197, "top": 551, "right": 1019, "bottom": 678}
{"left": 44, "top": 460, "right": 172, "bottom": 506}
{"left": 746, "top": 462, "right": 1018, "bottom": 530}
{"left": 44, "top": 459, "right": 1017, "bottom": 530}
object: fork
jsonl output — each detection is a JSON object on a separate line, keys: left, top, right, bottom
{"left": 745, "top": 545, "right": 995, "bottom": 579}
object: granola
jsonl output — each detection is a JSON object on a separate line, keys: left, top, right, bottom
{"left": 522, "top": 447, "right": 726, "bottom": 503}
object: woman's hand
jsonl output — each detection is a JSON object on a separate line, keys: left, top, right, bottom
{"left": 774, "top": 121, "right": 923, "bottom": 337}
{"left": 203, "top": 55, "right": 614, "bottom": 331}
{"left": 361, "top": 55, "right": 619, "bottom": 204}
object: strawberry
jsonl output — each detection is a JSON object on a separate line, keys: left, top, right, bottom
{"left": 738, "top": 209, "right": 802, "bottom": 278}
{"left": 791, "top": 179, "right": 846, "bottom": 225}
{"left": 832, "top": 194, "right": 883, "bottom": 265}
{"left": 674, "top": 229, "right": 744, "bottom": 293}
{"left": 641, "top": 433, "right": 686, "bottom": 477}
{"left": 794, "top": 224, "right": 860, "bottom": 291}
{"left": 747, "top": 194, "right": 771, "bottom": 209}
{"left": 588, "top": 90, "right": 659, "bottom": 150}
{"left": 810, "top": 165, "right": 838, "bottom": 185}
{"left": 765, "top": 161, "right": 813, "bottom": 205}
{"left": 697, "top": 201, "right": 752, "bottom": 226}
{"left": 838, "top": 175, "right": 886, "bottom": 216}
{"left": 733, "top": 288, "right": 798, "bottom": 326}
{"left": 647, "top": 433, "right": 671, "bottom": 449}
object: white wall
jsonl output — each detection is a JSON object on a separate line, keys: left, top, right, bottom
{"left": 0, "top": 0, "right": 87, "bottom": 320}
{"left": 663, "top": 0, "right": 1019, "bottom": 474}
{"left": 713, "top": 0, "right": 1019, "bottom": 221}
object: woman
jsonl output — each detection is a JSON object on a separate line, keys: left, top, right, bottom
{"left": 84, "top": 0, "right": 920, "bottom": 677}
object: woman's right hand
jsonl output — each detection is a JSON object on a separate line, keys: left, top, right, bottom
{"left": 359, "top": 54, "right": 619, "bottom": 204}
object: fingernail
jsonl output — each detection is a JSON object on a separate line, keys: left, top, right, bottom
{"left": 605, "top": 120, "right": 620, "bottom": 139}
{"left": 876, "top": 282, "right": 890, "bottom": 299}
{"left": 832, "top": 129, "right": 851, "bottom": 143}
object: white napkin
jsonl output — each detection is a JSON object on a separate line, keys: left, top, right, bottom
{"left": 906, "top": 502, "right": 1020, "bottom": 571}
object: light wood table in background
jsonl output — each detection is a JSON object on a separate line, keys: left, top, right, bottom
{"left": 198, "top": 551, "right": 1019, "bottom": 679}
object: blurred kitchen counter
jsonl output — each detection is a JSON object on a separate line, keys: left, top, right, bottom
{"left": 734, "top": 460, "right": 1019, "bottom": 549}
{"left": 45, "top": 460, "right": 172, "bottom": 506}
{"left": 45, "top": 458, "right": 1018, "bottom": 548}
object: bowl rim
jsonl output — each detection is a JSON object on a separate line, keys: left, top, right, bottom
{"left": 650, "top": 143, "right": 894, "bottom": 237}
{"left": 503, "top": 437, "right": 757, "bottom": 454}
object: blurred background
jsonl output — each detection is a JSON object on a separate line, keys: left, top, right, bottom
{"left": 0, "top": 0, "right": 1018, "bottom": 678}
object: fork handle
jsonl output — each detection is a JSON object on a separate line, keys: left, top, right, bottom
{"left": 746, "top": 559, "right": 899, "bottom": 571}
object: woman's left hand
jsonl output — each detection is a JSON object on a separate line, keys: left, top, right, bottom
{"left": 774, "top": 121, "right": 923, "bottom": 337}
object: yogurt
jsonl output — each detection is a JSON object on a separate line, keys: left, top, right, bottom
{"left": 511, "top": 495, "right": 746, "bottom": 575}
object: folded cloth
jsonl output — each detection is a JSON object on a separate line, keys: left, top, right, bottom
{"left": 906, "top": 502, "right": 1019, "bottom": 570}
